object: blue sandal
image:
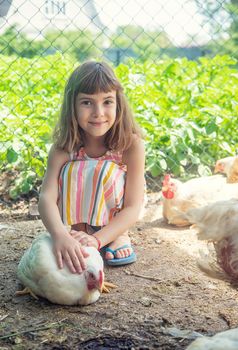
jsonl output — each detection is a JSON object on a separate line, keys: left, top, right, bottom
{"left": 104, "top": 244, "right": 137, "bottom": 266}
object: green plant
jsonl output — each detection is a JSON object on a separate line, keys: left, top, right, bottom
{"left": 1, "top": 54, "right": 238, "bottom": 198}
{"left": 116, "top": 55, "right": 238, "bottom": 178}
{"left": 0, "top": 53, "right": 76, "bottom": 198}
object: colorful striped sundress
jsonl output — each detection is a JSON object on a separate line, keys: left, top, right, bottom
{"left": 58, "top": 148, "right": 126, "bottom": 226}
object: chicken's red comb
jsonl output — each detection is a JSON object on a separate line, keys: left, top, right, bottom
{"left": 162, "top": 174, "right": 175, "bottom": 199}
{"left": 163, "top": 174, "right": 171, "bottom": 184}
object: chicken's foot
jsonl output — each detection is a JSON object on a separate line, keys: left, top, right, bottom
{"left": 15, "top": 287, "right": 38, "bottom": 300}
{"left": 102, "top": 281, "right": 117, "bottom": 293}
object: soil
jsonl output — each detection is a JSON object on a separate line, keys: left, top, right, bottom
{"left": 0, "top": 193, "right": 238, "bottom": 350}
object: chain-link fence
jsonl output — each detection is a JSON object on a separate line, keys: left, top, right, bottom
{"left": 2, "top": 0, "right": 237, "bottom": 63}
{"left": 1, "top": 0, "right": 238, "bottom": 214}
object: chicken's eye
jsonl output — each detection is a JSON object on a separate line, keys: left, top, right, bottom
{"left": 89, "top": 272, "right": 96, "bottom": 280}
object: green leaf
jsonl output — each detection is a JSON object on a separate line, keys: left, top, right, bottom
{"left": 150, "top": 163, "right": 161, "bottom": 177}
{"left": 205, "top": 121, "right": 218, "bottom": 134}
{"left": 9, "top": 188, "right": 19, "bottom": 200}
{"left": 197, "top": 164, "right": 212, "bottom": 177}
{"left": 20, "top": 180, "right": 31, "bottom": 194}
{"left": 159, "top": 158, "right": 167, "bottom": 170}
{"left": 6, "top": 147, "right": 18, "bottom": 163}
{"left": 221, "top": 142, "right": 232, "bottom": 153}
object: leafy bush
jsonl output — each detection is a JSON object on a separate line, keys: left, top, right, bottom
{"left": 0, "top": 53, "right": 76, "bottom": 198}
{"left": 0, "top": 26, "right": 101, "bottom": 61}
{"left": 116, "top": 55, "right": 238, "bottom": 178}
{"left": 44, "top": 29, "right": 102, "bottom": 61}
{"left": 0, "top": 26, "right": 48, "bottom": 58}
{"left": 0, "top": 54, "right": 237, "bottom": 198}
{"left": 110, "top": 25, "right": 172, "bottom": 62}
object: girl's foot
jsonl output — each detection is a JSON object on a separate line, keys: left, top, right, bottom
{"left": 105, "top": 233, "right": 132, "bottom": 260}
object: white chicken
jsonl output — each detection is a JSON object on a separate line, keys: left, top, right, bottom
{"left": 215, "top": 156, "right": 238, "bottom": 183}
{"left": 185, "top": 199, "right": 238, "bottom": 281}
{"left": 186, "top": 327, "right": 238, "bottom": 350}
{"left": 161, "top": 174, "right": 238, "bottom": 226}
{"left": 17, "top": 232, "right": 108, "bottom": 305}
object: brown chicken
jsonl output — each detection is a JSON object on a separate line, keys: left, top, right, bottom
{"left": 185, "top": 199, "right": 238, "bottom": 281}
{"left": 215, "top": 156, "right": 238, "bottom": 183}
{"left": 162, "top": 174, "right": 227, "bottom": 226}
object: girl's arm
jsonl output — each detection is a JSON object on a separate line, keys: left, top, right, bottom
{"left": 93, "top": 136, "right": 145, "bottom": 247}
{"left": 38, "top": 145, "right": 88, "bottom": 273}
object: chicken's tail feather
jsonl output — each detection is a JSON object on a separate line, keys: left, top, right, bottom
{"left": 197, "top": 248, "right": 234, "bottom": 283}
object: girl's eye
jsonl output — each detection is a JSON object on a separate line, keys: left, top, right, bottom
{"left": 81, "top": 100, "right": 91, "bottom": 106}
{"left": 104, "top": 100, "right": 114, "bottom": 105}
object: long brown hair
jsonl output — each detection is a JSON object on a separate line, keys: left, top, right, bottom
{"left": 53, "top": 61, "right": 141, "bottom": 152}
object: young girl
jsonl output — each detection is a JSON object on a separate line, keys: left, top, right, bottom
{"left": 38, "top": 61, "right": 145, "bottom": 274}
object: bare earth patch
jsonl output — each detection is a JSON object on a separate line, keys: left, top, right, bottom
{"left": 0, "top": 193, "right": 238, "bottom": 349}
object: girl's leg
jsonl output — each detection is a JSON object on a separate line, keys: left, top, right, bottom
{"left": 71, "top": 224, "right": 132, "bottom": 260}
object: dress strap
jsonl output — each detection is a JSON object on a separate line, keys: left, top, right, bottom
{"left": 69, "top": 152, "right": 74, "bottom": 161}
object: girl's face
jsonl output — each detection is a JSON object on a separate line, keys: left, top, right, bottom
{"left": 75, "top": 90, "right": 117, "bottom": 141}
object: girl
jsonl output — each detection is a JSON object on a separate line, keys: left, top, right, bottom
{"left": 38, "top": 61, "right": 145, "bottom": 274}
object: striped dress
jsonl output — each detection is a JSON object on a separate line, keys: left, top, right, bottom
{"left": 58, "top": 148, "right": 126, "bottom": 226}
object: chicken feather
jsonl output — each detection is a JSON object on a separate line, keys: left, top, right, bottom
{"left": 186, "top": 327, "right": 238, "bottom": 350}
{"left": 215, "top": 156, "right": 238, "bottom": 183}
{"left": 185, "top": 199, "right": 238, "bottom": 281}
{"left": 17, "top": 232, "right": 105, "bottom": 305}
{"left": 162, "top": 174, "right": 238, "bottom": 227}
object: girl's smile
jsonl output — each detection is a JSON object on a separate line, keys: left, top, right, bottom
{"left": 76, "top": 91, "right": 117, "bottom": 139}
{"left": 88, "top": 121, "right": 108, "bottom": 127}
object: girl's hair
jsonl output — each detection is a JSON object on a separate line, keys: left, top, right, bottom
{"left": 53, "top": 61, "right": 142, "bottom": 152}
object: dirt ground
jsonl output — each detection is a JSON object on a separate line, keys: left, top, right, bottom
{"left": 0, "top": 193, "right": 238, "bottom": 350}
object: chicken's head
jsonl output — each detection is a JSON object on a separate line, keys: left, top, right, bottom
{"left": 84, "top": 247, "right": 104, "bottom": 293}
{"left": 74, "top": 246, "right": 104, "bottom": 305}
{"left": 85, "top": 268, "right": 104, "bottom": 292}
{"left": 162, "top": 174, "right": 177, "bottom": 199}
{"left": 214, "top": 160, "right": 225, "bottom": 173}
{"left": 214, "top": 156, "right": 237, "bottom": 175}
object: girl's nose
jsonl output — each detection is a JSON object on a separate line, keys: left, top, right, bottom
{"left": 93, "top": 104, "right": 103, "bottom": 118}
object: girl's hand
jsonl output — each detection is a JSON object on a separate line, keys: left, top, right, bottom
{"left": 70, "top": 230, "right": 99, "bottom": 249}
{"left": 53, "top": 233, "right": 89, "bottom": 274}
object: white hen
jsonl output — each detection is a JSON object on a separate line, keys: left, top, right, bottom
{"left": 162, "top": 174, "right": 238, "bottom": 227}
{"left": 215, "top": 156, "right": 238, "bottom": 183}
{"left": 186, "top": 328, "right": 238, "bottom": 350}
{"left": 17, "top": 232, "right": 104, "bottom": 305}
{"left": 185, "top": 199, "right": 238, "bottom": 281}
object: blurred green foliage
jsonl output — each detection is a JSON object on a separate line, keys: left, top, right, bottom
{"left": 116, "top": 55, "right": 238, "bottom": 178}
{"left": 0, "top": 54, "right": 238, "bottom": 198}
{"left": 0, "top": 24, "right": 171, "bottom": 62}
{"left": 195, "top": 0, "right": 238, "bottom": 59}
{"left": 0, "top": 53, "right": 76, "bottom": 198}
{"left": 110, "top": 25, "right": 172, "bottom": 62}
{"left": 0, "top": 25, "right": 101, "bottom": 61}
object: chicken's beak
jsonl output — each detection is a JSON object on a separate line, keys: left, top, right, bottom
{"left": 162, "top": 185, "right": 168, "bottom": 192}
{"left": 97, "top": 283, "right": 103, "bottom": 293}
